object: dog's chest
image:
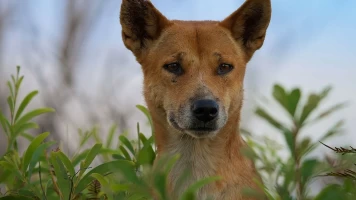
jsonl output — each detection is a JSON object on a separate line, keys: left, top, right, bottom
{"left": 167, "top": 140, "right": 222, "bottom": 199}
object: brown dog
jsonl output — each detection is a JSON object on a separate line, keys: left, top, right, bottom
{"left": 120, "top": 0, "right": 271, "bottom": 199}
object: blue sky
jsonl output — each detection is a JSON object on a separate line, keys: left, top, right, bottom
{"left": 26, "top": 0, "right": 356, "bottom": 72}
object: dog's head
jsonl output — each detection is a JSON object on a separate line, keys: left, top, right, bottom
{"left": 120, "top": 0, "right": 271, "bottom": 138}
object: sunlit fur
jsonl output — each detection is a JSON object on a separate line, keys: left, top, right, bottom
{"left": 120, "top": 0, "right": 271, "bottom": 199}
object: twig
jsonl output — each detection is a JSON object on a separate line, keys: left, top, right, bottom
{"left": 319, "top": 141, "right": 356, "bottom": 155}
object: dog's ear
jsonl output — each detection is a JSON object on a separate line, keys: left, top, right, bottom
{"left": 120, "top": 0, "right": 171, "bottom": 57}
{"left": 219, "top": 0, "right": 271, "bottom": 59}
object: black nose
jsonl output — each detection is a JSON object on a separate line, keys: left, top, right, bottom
{"left": 192, "top": 99, "right": 219, "bottom": 122}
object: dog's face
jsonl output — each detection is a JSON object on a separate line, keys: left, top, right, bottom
{"left": 120, "top": 0, "right": 271, "bottom": 138}
{"left": 141, "top": 23, "right": 247, "bottom": 138}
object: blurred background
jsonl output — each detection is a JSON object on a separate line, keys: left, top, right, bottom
{"left": 0, "top": 0, "right": 355, "bottom": 161}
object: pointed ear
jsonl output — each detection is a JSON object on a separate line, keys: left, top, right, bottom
{"left": 219, "top": 0, "right": 271, "bottom": 59}
{"left": 120, "top": 0, "right": 171, "bottom": 57}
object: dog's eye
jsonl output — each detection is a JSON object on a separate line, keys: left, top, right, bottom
{"left": 217, "top": 63, "right": 234, "bottom": 75}
{"left": 164, "top": 62, "right": 183, "bottom": 75}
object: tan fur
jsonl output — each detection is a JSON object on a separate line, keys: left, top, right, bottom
{"left": 120, "top": 0, "right": 271, "bottom": 199}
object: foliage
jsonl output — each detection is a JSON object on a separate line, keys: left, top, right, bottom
{"left": 0, "top": 67, "right": 218, "bottom": 200}
{"left": 242, "top": 84, "right": 356, "bottom": 199}
{"left": 0, "top": 67, "right": 355, "bottom": 200}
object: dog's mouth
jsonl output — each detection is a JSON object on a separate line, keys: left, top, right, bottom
{"left": 169, "top": 116, "right": 218, "bottom": 138}
{"left": 169, "top": 117, "right": 184, "bottom": 131}
{"left": 188, "top": 127, "right": 217, "bottom": 132}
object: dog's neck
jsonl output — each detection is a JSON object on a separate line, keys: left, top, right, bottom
{"left": 151, "top": 110, "right": 256, "bottom": 198}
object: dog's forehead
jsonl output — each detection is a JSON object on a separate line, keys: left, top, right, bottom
{"left": 153, "top": 21, "right": 241, "bottom": 57}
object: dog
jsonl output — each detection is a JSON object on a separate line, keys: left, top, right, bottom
{"left": 120, "top": 0, "right": 271, "bottom": 199}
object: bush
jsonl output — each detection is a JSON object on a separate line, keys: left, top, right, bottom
{"left": 0, "top": 67, "right": 355, "bottom": 200}
{"left": 241, "top": 84, "right": 356, "bottom": 200}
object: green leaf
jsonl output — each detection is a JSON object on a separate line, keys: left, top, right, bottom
{"left": 273, "top": 84, "right": 289, "bottom": 111}
{"left": 319, "top": 120, "right": 344, "bottom": 142}
{"left": 151, "top": 154, "right": 181, "bottom": 199}
{"left": 110, "top": 183, "right": 130, "bottom": 193}
{"left": 71, "top": 149, "right": 90, "bottom": 167}
{"left": 112, "top": 154, "right": 127, "bottom": 160}
{"left": 14, "top": 122, "right": 38, "bottom": 135}
{"left": 300, "top": 159, "right": 319, "bottom": 188}
{"left": 78, "top": 129, "right": 94, "bottom": 148}
{"left": 27, "top": 141, "right": 56, "bottom": 183}
{"left": 283, "top": 130, "right": 295, "bottom": 157}
{"left": 22, "top": 132, "right": 50, "bottom": 174}
{"left": 310, "top": 102, "right": 347, "bottom": 124}
{"left": 44, "top": 178, "right": 53, "bottom": 198}
{"left": 7, "top": 81, "right": 14, "bottom": 99}
{"left": 105, "top": 124, "right": 117, "bottom": 148}
{"left": 119, "top": 145, "right": 131, "bottom": 160}
{"left": 139, "top": 133, "right": 148, "bottom": 145}
{"left": 319, "top": 86, "right": 332, "bottom": 99}
{"left": 0, "top": 169, "right": 12, "bottom": 183}
{"left": 14, "top": 90, "right": 39, "bottom": 121}
{"left": 314, "top": 184, "right": 347, "bottom": 200}
{"left": 79, "top": 143, "right": 102, "bottom": 177}
{"left": 275, "top": 184, "right": 295, "bottom": 200}
{"left": 288, "top": 88, "right": 301, "bottom": 117}
{"left": 299, "top": 94, "right": 320, "bottom": 125}
{"left": 15, "top": 76, "right": 24, "bottom": 92}
{"left": 280, "top": 159, "right": 295, "bottom": 189}
{"left": 7, "top": 96, "right": 14, "bottom": 115}
{"left": 50, "top": 151, "right": 71, "bottom": 200}
{"left": 127, "top": 193, "right": 148, "bottom": 200}
{"left": 119, "top": 135, "right": 135, "bottom": 155}
{"left": 137, "top": 141, "right": 155, "bottom": 166}
{"left": 74, "top": 160, "right": 136, "bottom": 194}
{"left": 17, "top": 189, "right": 38, "bottom": 199}
{"left": 0, "top": 161, "right": 22, "bottom": 180}
{"left": 343, "top": 179, "right": 356, "bottom": 195}
{"left": 57, "top": 151, "right": 76, "bottom": 177}
{"left": 72, "top": 148, "right": 117, "bottom": 168}
{"left": 272, "top": 85, "right": 301, "bottom": 118}
{"left": 0, "top": 112, "right": 11, "bottom": 136}
{"left": 15, "top": 108, "right": 55, "bottom": 125}
{"left": 299, "top": 87, "right": 332, "bottom": 125}
{"left": 11, "top": 75, "right": 16, "bottom": 87}
{"left": 179, "top": 176, "right": 221, "bottom": 200}
{"left": 20, "top": 132, "right": 35, "bottom": 141}
{"left": 137, "top": 122, "right": 141, "bottom": 150}
{"left": 154, "top": 172, "right": 168, "bottom": 199}
{"left": 255, "top": 107, "right": 287, "bottom": 131}
{"left": 136, "top": 105, "right": 154, "bottom": 133}
{"left": 0, "top": 195, "right": 34, "bottom": 200}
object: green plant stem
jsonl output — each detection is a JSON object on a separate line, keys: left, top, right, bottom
{"left": 39, "top": 161, "right": 48, "bottom": 200}
{"left": 7, "top": 70, "right": 20, "bottom": 153}
{"left": 293, "top": 123, "right": 303, "bottom": 200}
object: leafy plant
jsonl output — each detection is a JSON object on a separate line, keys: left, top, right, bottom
{"left": 0, "top": 67, "right": 218, "bottom": 200}
{"left": 0, "top": 68, "right": 354, "bottom": 200}
{"left": 242, "top": 84, "right": 354, "bottom": 200}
